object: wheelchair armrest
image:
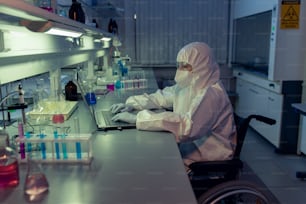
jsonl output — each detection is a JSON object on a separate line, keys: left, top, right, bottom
{"left": 189, "top": 159, "right": 243, "bottom": 175}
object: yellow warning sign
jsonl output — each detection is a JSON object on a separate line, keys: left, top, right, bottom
{"left": 280, "top": 0, "right": 300, "bottom": 29}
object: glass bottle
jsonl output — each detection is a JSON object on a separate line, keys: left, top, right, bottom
{"left": 65, "top": 81, "right": 78, "bottom": 101}
{"left": 0, "top": 129, "right": 19, "bottom": 188}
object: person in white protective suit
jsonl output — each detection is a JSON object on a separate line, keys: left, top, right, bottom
{"left": 111, "top": 42, "right": 237, "bottom": 169}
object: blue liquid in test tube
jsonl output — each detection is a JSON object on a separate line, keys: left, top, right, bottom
{"left": 25, "top": 131, "right": 32, "bottom": 152}
{"left": 74, "top": 117, "right": 82, "bottom": 159}
{"left": 39, "top": 130, "right": 46, "bottom": 160}
{"left": 53, "top": 128, "right": 60, "bottom": 159}
{"left": 76, "top": 143, "right": 81, "bottom": 159}
{"left": 37, "top": 126, "right": 47, "bottom": 159}
{"left": 61, "top": 127, "right": 68, "bottom": 159}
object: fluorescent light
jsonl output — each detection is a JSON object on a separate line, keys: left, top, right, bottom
{"left": 45, "top": 27, "right": 82, "bottom": 38}
{"left": 20, "top": 20, "right": 84, "bottom": 38}
{"left": 101, "top": 37, "right": 111, "bottom": 41}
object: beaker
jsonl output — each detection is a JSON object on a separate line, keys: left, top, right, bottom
{"left": 85, "top": 83, "right": 96, "bottom": 105}
{"left": 0, "top": 137, "right": 19, "bottom": 188}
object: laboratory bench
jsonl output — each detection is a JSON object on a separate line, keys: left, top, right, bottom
{"left": 0, "top": 69, "right": 197, "bottom": 204}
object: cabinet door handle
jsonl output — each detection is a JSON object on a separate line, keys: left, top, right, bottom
{"left": 268, "top": 97, "right": 275, "bottom": 101}
{"left": 249, "top": 88, "right": 259, "bottom": 94}
{"left": 269, "top": 83, "right": 275, "bottom": 88}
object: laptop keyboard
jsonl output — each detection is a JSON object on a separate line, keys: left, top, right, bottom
{"left": 95, "top": 109, "right": 136, "bottom": 130}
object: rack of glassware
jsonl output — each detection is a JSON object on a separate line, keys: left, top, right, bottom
{"left": 15, "top": 133, "right": 93, "bottom": 164}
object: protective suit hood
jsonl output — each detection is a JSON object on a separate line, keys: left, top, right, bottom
{"left": 176, "top": 42, "right": 220, "bottom": 89}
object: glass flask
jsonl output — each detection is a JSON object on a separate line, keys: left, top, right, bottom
{"left": 33, "top": 78, "right": 48, "bottom": 113}
{"left": 24, "top": 151, "right": 49, "bottom": 201}
{"left": 0, "top": 129, "right": 19, "bottom": 188}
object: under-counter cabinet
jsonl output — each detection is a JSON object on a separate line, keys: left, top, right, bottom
{"left": 234, "top": 70, "right": 302, "bottom": 154}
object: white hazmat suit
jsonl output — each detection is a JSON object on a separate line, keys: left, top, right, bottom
{"left": 111, "top": 42, "right": 237, "bottom": 168}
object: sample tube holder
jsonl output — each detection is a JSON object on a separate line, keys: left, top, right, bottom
{"left": 15, "top": 133, "right": 93, "bottom": 164}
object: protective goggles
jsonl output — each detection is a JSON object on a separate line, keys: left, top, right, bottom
{"left": 177, "top": 62, "right": 192, "bottom": 71}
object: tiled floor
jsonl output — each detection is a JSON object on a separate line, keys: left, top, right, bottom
{"left": 242, "top": 128, "right": 306, "bottom": 204}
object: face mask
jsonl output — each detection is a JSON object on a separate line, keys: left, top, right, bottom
{"left": 174, "top": 70, "right": 192, "bottom": 87}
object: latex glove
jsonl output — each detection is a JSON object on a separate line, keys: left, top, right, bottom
{"left": 110, "top": 103, "right": 134, "bottom": 114}
{"left": 111, "top": 112, "right": 137, "bottom": 124}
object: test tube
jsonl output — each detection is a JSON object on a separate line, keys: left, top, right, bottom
{"left": 25, "top": 131, "right": 32, "bottom": 152}
{"left": 52, "top": 114, "right": 65, "bottom": 160}
{"left": 74, "top": 117, "right": 82, "bottom": 159}
{"left": 61, "top": 127, "right": 68, "bottom": 160}
{"left": 53, "top": 127, "right": 60, "bottom": 159}
{"left": 39, "top": 127, "right": 46, "bottom": 160}
{"left": 18, "top": 120, "right": 26, "bottom": 159}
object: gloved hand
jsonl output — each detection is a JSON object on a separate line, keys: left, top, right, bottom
{"left": 111, "top": 112, "right": 137, "bottom": 124}
{"left": 110, "top": 103, "right": 134, "bottom": 114}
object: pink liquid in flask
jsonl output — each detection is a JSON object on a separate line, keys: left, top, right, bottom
{"left": 0, "top": 158, "right": 19, "bottom": 188}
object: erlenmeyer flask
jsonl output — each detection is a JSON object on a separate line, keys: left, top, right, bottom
{"left": 24, "top": 151, "right": 49, "bottom": 199}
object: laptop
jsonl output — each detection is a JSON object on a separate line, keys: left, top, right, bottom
{"left": 94, "top": 109, "right": 137, "bottom": 130}
{"left": 75, "top": 77, "right": 135, "bottom": 131}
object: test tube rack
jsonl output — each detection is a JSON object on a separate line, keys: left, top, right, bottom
{"left": 121, "top": 70, "right": 148, "bottom": 90}
{"left": 15, "top": 133, "right": 93, "bottom": 164}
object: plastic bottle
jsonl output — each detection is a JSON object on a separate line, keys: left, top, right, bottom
{"left": 0, "top": 129, "right": 19, "bottom": 188}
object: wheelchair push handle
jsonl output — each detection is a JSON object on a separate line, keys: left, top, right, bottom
{"left": 250, "top": 115, "right": 276, "bottom": 125}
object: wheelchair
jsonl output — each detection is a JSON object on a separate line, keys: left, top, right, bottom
{"left": 187, "top": 114, "right": 276, "bottom": 202}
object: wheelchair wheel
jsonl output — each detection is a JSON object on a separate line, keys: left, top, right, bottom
{"left": 197, "top": 180, "right": 270, "bottom": 204}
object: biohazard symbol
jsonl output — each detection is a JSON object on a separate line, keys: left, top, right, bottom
{"left": 283, "top": 6, "right": 299, "bottom": 21}
{"left": 280, "top": 1, "right": 300, "bottom": 29}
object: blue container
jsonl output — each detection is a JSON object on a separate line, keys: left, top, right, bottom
{"left": 85, "top": 92, "right": 96, "bottom": 105}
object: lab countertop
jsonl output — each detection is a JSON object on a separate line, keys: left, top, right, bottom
{"left": 1, "top": 129, "right": 196, "bottom": 204}
{"left": 292, "top": 103, "right": 306, "bottom": 116}
{"left": 0, "top": 69, "right": 197, "bottom": 204}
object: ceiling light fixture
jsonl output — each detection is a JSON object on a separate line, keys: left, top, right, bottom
{"left": 20, "top": 20, "right": 84, "bottom": 38}
{"left": 101, "top": 37, "right": 111, "bottom": 41}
